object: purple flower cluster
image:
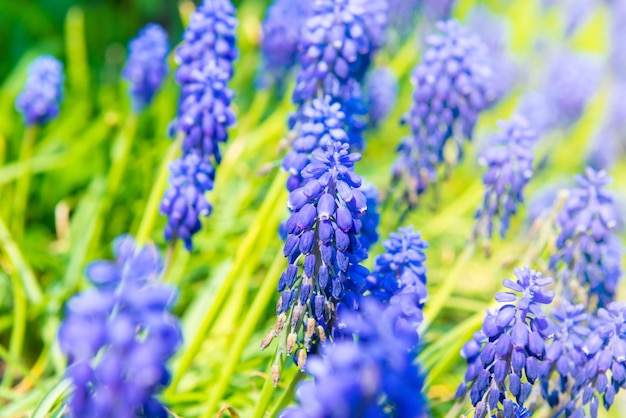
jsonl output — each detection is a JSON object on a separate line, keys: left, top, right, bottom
{"left": 549, "top": 168, "right": 623, "bottom": 307}
{"left": 281, "top": 299, "right": 427, "bottom": 418}
{"left": 58, "top": 236, "right": 181, "bottom": 418}
{"left": 367, "top": 226, "right": 428, "bottom": 331}
{"left": 264, "top": 138, "right": 370, "bottom": 363}
{"left": 16, "top": 56, "right": 64, "bottom": 126}
{"left": 122, "top": 23, "right": 169, "bottom": 113}
{"left": 393, "top": 20, "right": 496, "bottom": 197}
{"left": 364, "top": 67, "right": 398, "bottom": 126}
{"left": 474, "top": 117, "right": 538, "bottom": 240}
{"left": 161, "top": 0, "right": 238, "bottom": 250}
{"left": 457, "top": 267, "right": 554, "bottom": 416}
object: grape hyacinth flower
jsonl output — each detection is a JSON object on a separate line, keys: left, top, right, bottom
{"left": 122, "top": 23, "right": 169, "bottom": 113}
{"left": 367, "top": 226, "right": 428, "bottom": 329}
{"left": 262, "top": 140, "right": 370, "bottom": 368}
{"left": 160, "top": 153, "right": 214, "bottom": 251}
{"left": 358, "top": 183, "right": 381, "bottom": 251}
{"left": 473, "top": 117, "right": 538, "bottom": 241}
{"left": 260, "top": 0, "right": 311, "bottom": 86}
{"left": 281, "top": 299, "right": 428, "bottom": 418}
{"left": 364, "top": 67, "right": 398, "bottom": 126}
{"left": 457, "top": 267, "right": 554, "bottom": 416}
{"left": 393, "top": 20, "right": 497, "bottom": 198}
{"left": 16, "top": 56, "right": 64, "bottom": 126}
{"left": 58, "top": 236, "right": 181, "bottom": 418}
{"left": 549, "top": 168, "right": 623, "bottom": 307}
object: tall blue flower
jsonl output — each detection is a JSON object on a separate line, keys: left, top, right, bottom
{"left": 260, "top": 0, "right": 311, "bottom": 85}
{"left": 122, "top": 23, "right": 169, "bottom": 112}
{"left": 160, "top": 153, "right": 214, "bottom": 251}
{"left": 16, "top": 56, "right": 64, "bottom": 126}
{"left": 474, "top": 117, "right": 538, "bottom": 240}
{"left": 549, "top": 168, "right": 623, "bottom": 307}
{"left": 457, "top": 267, "right": 554, "bottom": 416}
{"left": 393, "top": 20, "right": 497, "bottom": 198}
{"left": 262, "top": 140, "right": 370, "bottom": 365}
{"left": 367, "top": 226, "right": 428, "bottom": 330}
{"left": 58, "top": 236, "right": 181, "bottom": 418}
{"left": 364, "top": 67, "right": 398, "bottom": 126}
{"left": 280, "top": 299, "right": 427, "bottom": 418}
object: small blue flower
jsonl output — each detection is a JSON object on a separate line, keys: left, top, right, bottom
{"left": 457, "top": 267, "right": 554, "bottom": 416}
{"left": 160, "top": 153, "right": 214, "bottom": 250}
{"left": 16, "top": 56, "right": 64, "bottom": 126}
{"left": 474, "top": 117, "right": 538, "bottom": 240}
{"left": 122, "top": 23, "right": 169, "bottom": 112}
{"left": 394, "top": 19, "right": 497, "bottom": 197}
{"left": 364, "top": 67, "right": 398, "bottom": 126}
{"left": 59, "top": 236, "right": 181, "bottom": 418}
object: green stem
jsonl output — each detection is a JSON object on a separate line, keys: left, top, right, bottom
{"left": 201, "top": 249, "right": 285, "bottom": 417}
{"left": 135, "top": 137, "right": 181, "bottom": 245}
{"left": 253, "top": 353, "right": 283, "bottom": 418}
{"left": 0, "top": 213, "right": 43, "bottom": 304}
{"left": 268, "top": 372, "right": 304, "bottom": 418}
{"left": 1, "top": 272, "right": 27, "bottom": 388}
{"left": 32, "top": 378, "right": 72, "bottom": 418}
{"left": 12, "top": 126, "right": 38, "bottom": 238}
{"left": 166, "top": 171, "right": 287, "bottom": 394}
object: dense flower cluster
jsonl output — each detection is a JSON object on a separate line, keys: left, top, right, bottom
{"left": 260, "top": 0, "right": 311, "bottom": 85}
{"left": 264, "top": 139, "right": 370, "bottom": 364}
{"left": 162, "top": 0, "right": 238, "bottom": 250}
{"left": 16, "top": 56, "right": 64, "bottom": 126}
{"left": 122, "top": 23, "right": 169, "bottom": 112}
{"left": 281, "top": 299, "right": 427, "bottom": 418}
{"left": 393, "top": 19, "right": 496, "bottom": 198}
{"left": 59, "top": 236, "right": 181, "bottom": 418}
{"left": 367, "top": 226, "right": 428, "bottom": 329}
{"left": 364, "top": 67, "right": 398, "bottom": 126}
{"left": 549, "top": 168, "right": 623, "bottom": 307}
{"left": 457, "top": 267, "right": 554, "bottom": 416}
{"left": 474, "top": 117, "right": 538, "bottom": 240}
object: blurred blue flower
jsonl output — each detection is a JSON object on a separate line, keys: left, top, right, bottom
{"left": 549, "top": 168, "right": 623, "bottom": 307}
{"left": 122, "top": 23, "right": 169, "bottom": 112}
{"left": 358, "top": 183, "right": 381, "bottom": 251}
{"left": 364, "top": 67, "right": 398, "bottom": 126}
{"left": 16, "top": 56, "right": 64, "bottom": 126}
{"left": 422, "top": 0, "right": 456, "bottom": 21}
{"left": 160, "top": 153, "right": 215, "bottom": 251}
{"left": 280, "top": 299, "right": 427, "bottom": 418}
{"left": 474, "top": 117, "right": 538, "bottom": 240}
{"left": 457, "top": 267, "right": 554, "bottom": 416}
{"left": 59, "top": 236, "right": 181, "bottom": 418}
{"left": 394, "top": 19, "right": 497, "bottom": 197}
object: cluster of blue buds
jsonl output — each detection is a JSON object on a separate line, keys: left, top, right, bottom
{"left": 393, "top": 19, "right": 496, "bottom": 199}
{"left": 16, "top": 56, "right": 64, "bottom": 126}
{"left": 457, "top": 267, "right": 554, "bottom": 417}
{"left": 260, "top": 0, "right": 311, "bottom": 86}
{"left": 367, "top": 226, "right": 428, "bottom": 329}
{"left": 474, "top": 117, "right": 538, "bottom": 241}
{"left": 549, "top": 168, "right": 623, "bottom": 307}
{"left": 364, "top": 67, "right": 398, "bottom": 127}
{"left": 58, "top": 236, "right": 181, "bottom": 418}
{"left": 281, "top": 299, "right": 427, "bottom": 418}
{"left": 122, "top": 23, "right": 169, "bottom": 113}
{"left": 161, "top": 0, "right": 238, "bottom": 250}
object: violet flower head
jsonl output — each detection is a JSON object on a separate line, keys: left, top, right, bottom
{"left": 160, "top": 153, "right": 214, "bottom": 250}
{"left": 262, "top": 139, "right": 370, "bottom": 366}
{"left": 280, "top": 299, "right": 427, "bottom": 418}
{"left": 58, "top": 236, "right": 181, "bottom": 418}
{"left": 394, "top": 19, "right": 497, "bottom": 197}
{"left": 549, "top": 168, "right": 623, "bottom": 307}
{"left": 122, "top": 23, "right": 169, "bottom": 112}
{"left": 364, "top": 67, "right": 398, "bottom": 126}
{"left": 260, "top": 0, "right": 311, "bottom": 84}
{"left": 457, "top": 267, "right": 554, "bottom": 417}
{"left": 367, "top": 226, "right": 428, "bottom": 331}
{"left": 474, "top": 117, "right": 538, "bottom": 240}
{"left": 16, "top": 56, "right": 64, "bottom": 126}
